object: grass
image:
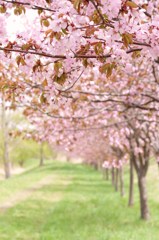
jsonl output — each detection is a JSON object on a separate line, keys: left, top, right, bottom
{"left": 0, "top": 161, "right": 159, "bottom": 240}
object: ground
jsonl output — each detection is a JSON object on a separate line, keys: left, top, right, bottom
{"left": 0, "top": 161, "right": 159, "bottom": 240}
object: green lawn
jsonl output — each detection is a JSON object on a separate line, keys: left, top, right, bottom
{"left": 0, "top": 161, "right": 159, "bottom": 240}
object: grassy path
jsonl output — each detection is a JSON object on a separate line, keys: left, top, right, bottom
{"left": 0, "top": 175, "right": 70, "bottom": 212}
{"left": 0, "top": 162, "right": 159, "bottom": 240}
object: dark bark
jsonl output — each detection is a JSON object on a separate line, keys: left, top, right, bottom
{"left": 128, "top": 157, "right": 134, "bottom": 206}
{"left": 132, "top": 154, "right": 150, "bottom": 220}
{"left": 111, "top": 167, "right": 115, "bottom": 187}
{"left": 103, "top": 168, "right": 109, "bottom": 180}
{"left": 115, "top": 168, "right": 119, "bottom": 191}
{"left": 106, "top": 168, "right": 109, "bottom": 181}
{"left": 119, "top": 167, "right": 125, "bottom": 197}
{"left": 91, "top": 162, "right": 98, "bottom": 170}
{"left": 125, "top": 120, "right": 150, "bottom": 220}
{"left": 138, "top": 173, "right": 150, "bottom": 220}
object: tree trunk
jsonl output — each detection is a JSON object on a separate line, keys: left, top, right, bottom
{"left": 66, "top": 156, "right": 70, "bottom": 162}
{"left": 138, "top": 173, "right": 150, "bottom": 220}
{"left": 39, "top": 142, "right": 44, "bottom": 167}
{"left": 92, "top": 162, "right": 98, "bottom": 170}
{"left": 115, "top": 168, "right": 119, "bottom": 191}
{"left": 119, "top": 167, "right": 125, "bottom": 197}
{"left": 1, "top": 97, "right": 11, "bottom": 179}
{"left": 132, "top": 153, "right": 150, "bottom": 220}
{"left": 106, "top": 168, "right": 109, "bottom": 181}
{"left": 3, "top": 134, "right": 11, "bottom": 179}
{"left": 128, "top": 158, "right": 134, "bottom": 206}
{"left": 97, "top": 160, "right": 101, "bottom": 171}
{"left": 103, "top": 168, "right": 109, "bottom": 180}
{"left": 111, "top": 167, "right": 115, "bottom": 187}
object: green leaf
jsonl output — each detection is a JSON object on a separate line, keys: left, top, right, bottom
{"left": 122, "top": 33, "right": 133, "bottom": 48}
{"left": 82, "top": 59, "right": 88, "bottom": 68}
{"left": 21, "top": 44, "right": 31, "bottom": 51}
{"left": 62, "top": 28, "right": 68, "bottom": 35}
{"left": 99, "top": 63, "right": 116, "bottom": 77}
{"left": 54, "top": 62, "right": 63, "bottom": 75}
{"left": 43, "top": 19, "right": 50, "bottom": 27}
{"left": 94, "top": 42, "right": 103, "bottom": 55}
{"left": 54, "top": 73, "right": 67, "bottom": 85}
{"left": 40, "top": 93, "right": 47, "bottom": 104}
{"left": 0, "top": 5, "right": 6, "bottom": 13}
{"left": 16, "top": 56, "right": 26, "bottom": 66}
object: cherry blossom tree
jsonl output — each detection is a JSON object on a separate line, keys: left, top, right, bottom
{"left": 0, "top": 0, "right": 159, "bottom": 221}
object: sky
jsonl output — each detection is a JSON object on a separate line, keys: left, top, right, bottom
{"left": 6, "top": 10, "right": 37, "bottom": 40}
